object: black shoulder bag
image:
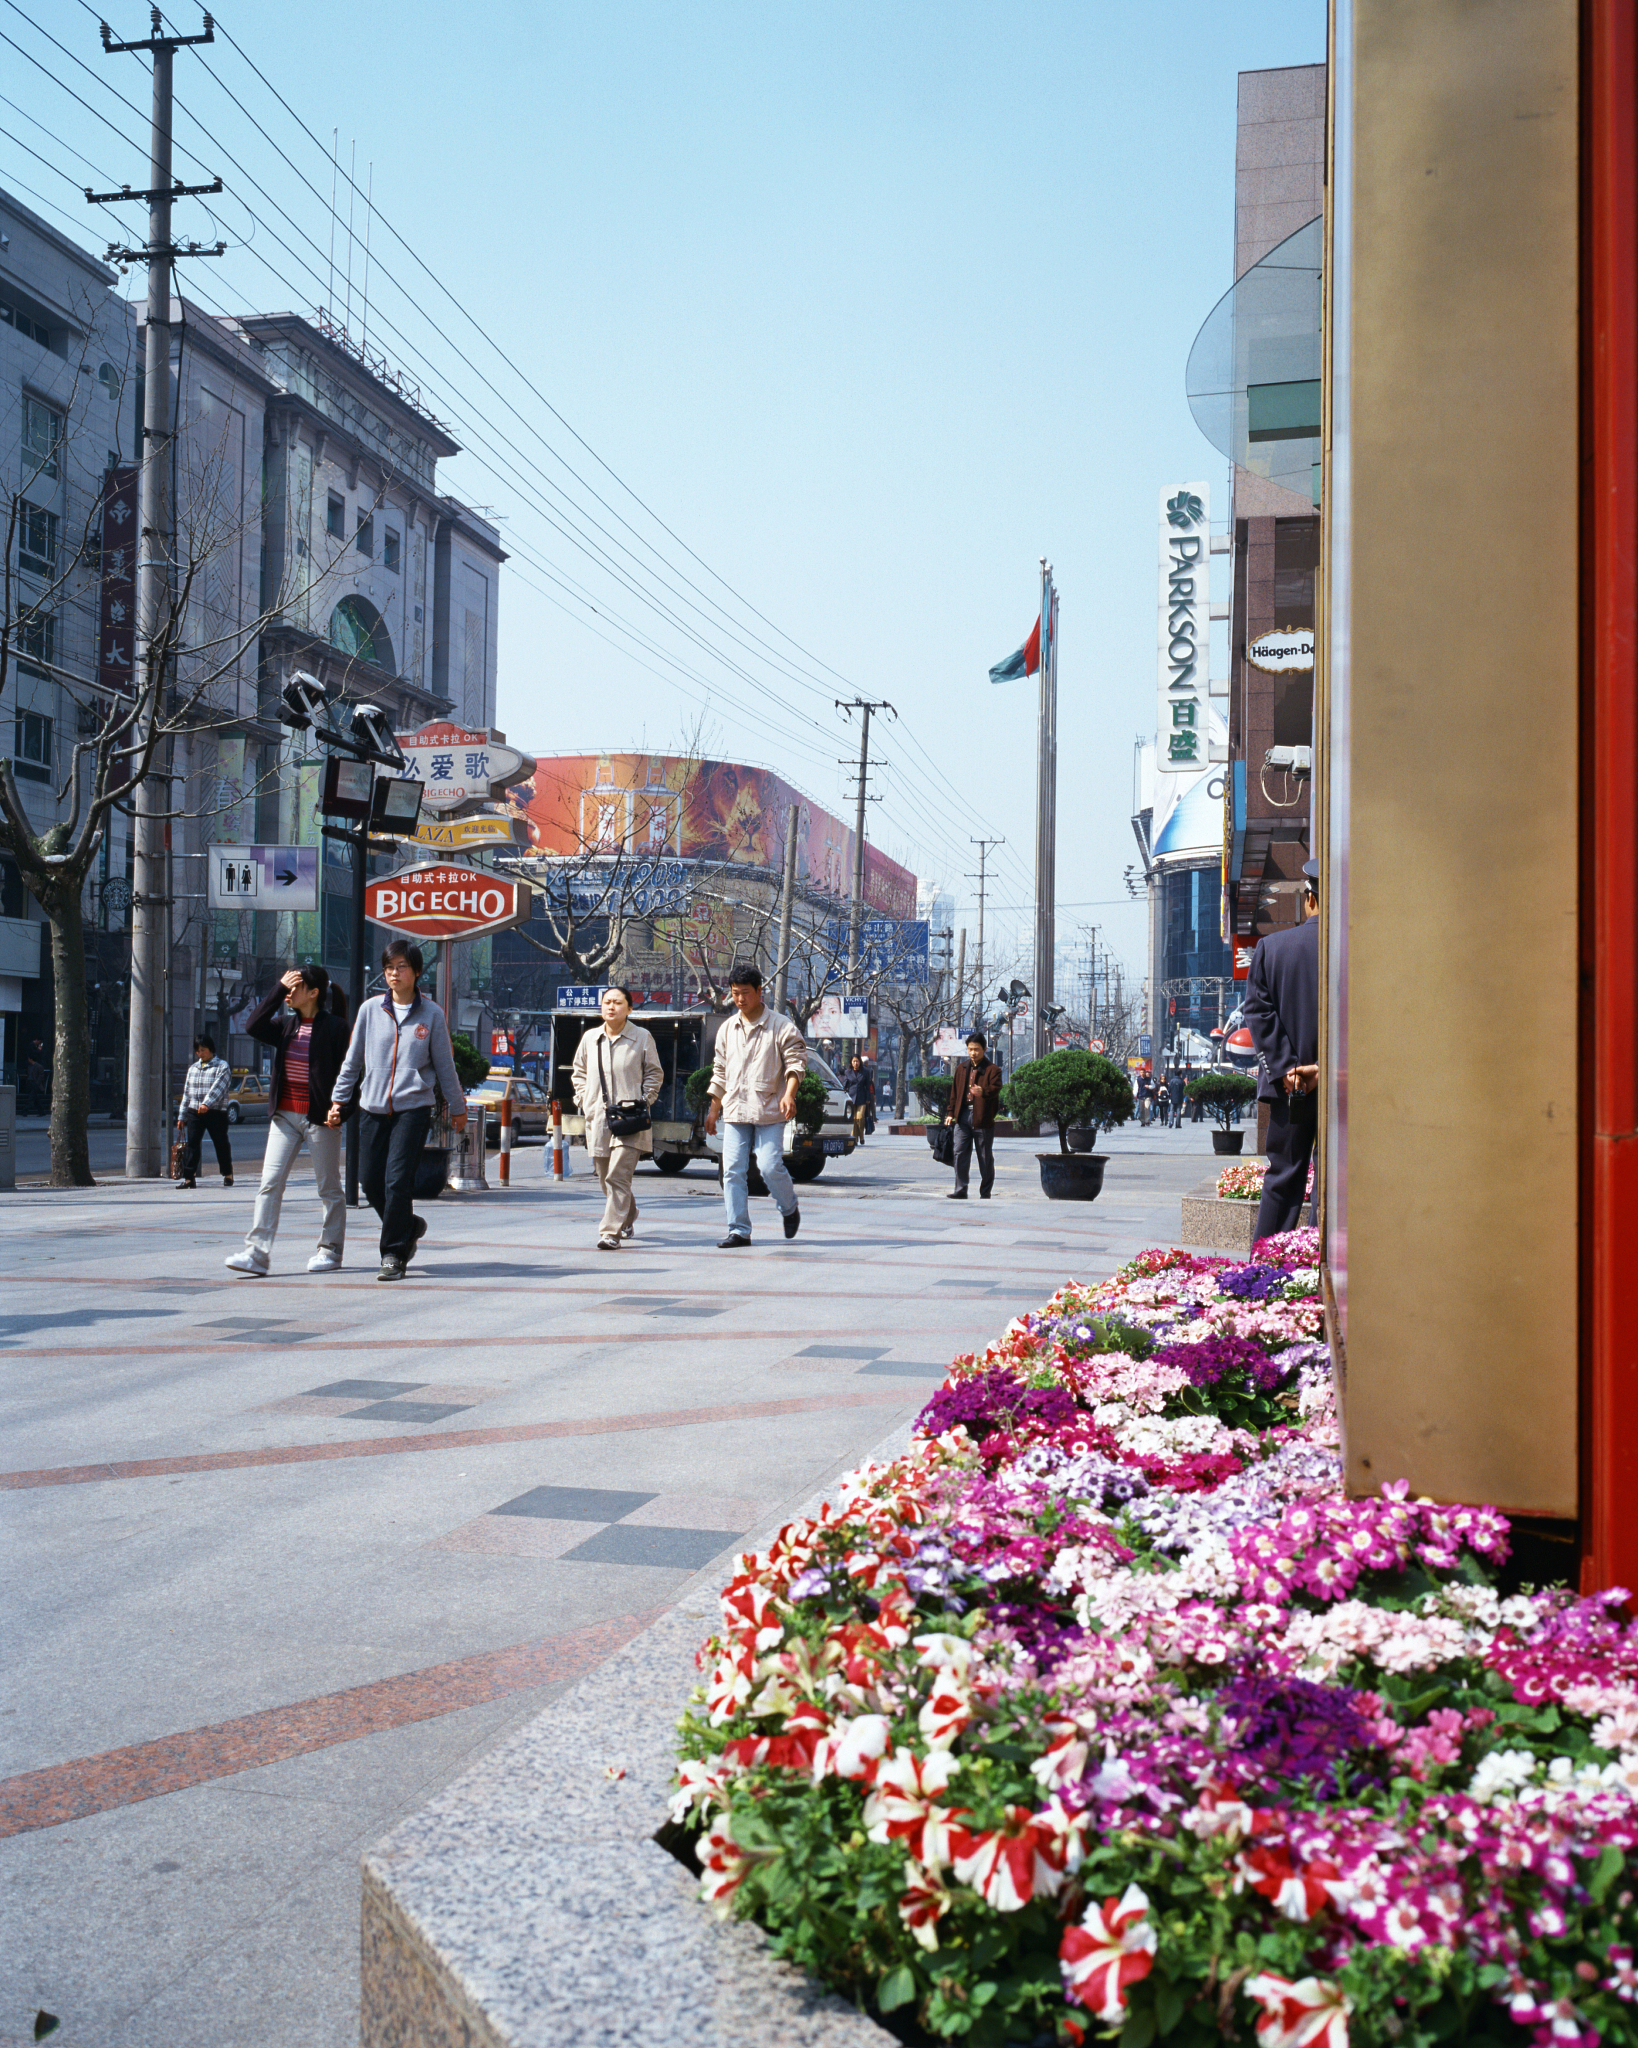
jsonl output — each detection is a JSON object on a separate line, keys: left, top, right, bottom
{"left": 598, "top": 1033, "right": 652, "bottom": 1139}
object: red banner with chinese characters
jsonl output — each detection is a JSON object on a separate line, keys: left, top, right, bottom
{"left": 98, "top": 466, "right": 138, "bottom": 695}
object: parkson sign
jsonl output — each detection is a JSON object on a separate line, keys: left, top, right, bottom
{"left": 364, "top": 862, "right": 533, "bottom": 940}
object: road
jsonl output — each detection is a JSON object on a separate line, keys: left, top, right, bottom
{"left": 14, "top": 1117, "right": 273, "bottom": 1185}
{"left": 1, "top": 1127, "right": 1215, "bottom": 2047}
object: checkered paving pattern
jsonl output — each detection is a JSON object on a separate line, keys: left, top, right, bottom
{"left": 252, "top": 1377, "right": 508, "bottom": 1422}
{"left": 429, "top": 1484, "right": 770, "bottom": 1568}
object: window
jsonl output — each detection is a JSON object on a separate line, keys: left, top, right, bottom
{"left": 328, "top": 595, "right": 394, "bottom": 670}
{"left": 13, "top": 710, "right": 52, "bottom": 783}
{"left": 1, "top": 296, "right": 54, "bottom": 350}
{"left": 22, "top": 396, "right": 62, "bottom": 480}
{"left": 355, "top": 511, "right": 374, "bottom": 558}
{"left": 17, "top": 503, "right": 56, "bottom": 577}
{"left": 16, "top": 605, "right": 54, "bottom": 669}
{"left": 326, "top": 492, "right": 344, "bottom": 540}
{"left": 383, "top": 527, "right": 400, "bottom": 573}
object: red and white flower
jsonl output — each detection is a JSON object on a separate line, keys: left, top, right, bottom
{"left": 698, "top": 1813, "right": 751, "bottom": 1910}
{"left": 812, "top": 1711, "right": 892, "bottom": 1782}
{"left": 1237, "top": 1845, "right": 1351, "bottom": 1923}
{"left": 863, "top": 1748, "right": 965, "bottom": 1868}
{"left": 950, "top": 1806, "right": 1065, "bottom": 1910}
{"left": 1058, "top": 1883, "right": 1157, "bottom": 2023}
{"left": 898, "top": 1861, "right": 953, "bottom": 1951}
{"left": 1243, "top": 1973, "right": 1352, "bottom": 2048}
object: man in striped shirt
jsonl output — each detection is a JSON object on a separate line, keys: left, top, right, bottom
{"left": 176, "top": 1034, "right": 233, "bottom": 1189}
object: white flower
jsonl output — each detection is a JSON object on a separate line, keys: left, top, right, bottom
{"left": 1466, "top": 1749, "right": 1539, "bottom": 1803}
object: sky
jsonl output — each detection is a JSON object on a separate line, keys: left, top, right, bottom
{"left": 4, "top": 0, "right": 1323, "bottom": 996}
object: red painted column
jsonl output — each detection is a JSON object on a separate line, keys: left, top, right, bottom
{"left": 1585, "top": 0, "right": 1638, "bottom": 1594}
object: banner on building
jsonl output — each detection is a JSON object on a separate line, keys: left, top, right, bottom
{"left": 1157, "top": 481, "right": 1211, "bottom": 777}
{"left": 98, "top": 465, "right": 138, "bottom": 695}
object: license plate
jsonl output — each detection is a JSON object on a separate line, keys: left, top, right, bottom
{"left": 822, "top": 1138, "right": 847, "bottom": 1155}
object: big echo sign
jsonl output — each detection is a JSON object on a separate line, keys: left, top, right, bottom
{"left": 364, "top": 862, "right": 533, "bottom": 940}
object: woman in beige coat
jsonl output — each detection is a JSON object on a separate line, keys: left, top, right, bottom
{"left": 571, "top": 986, "right": 664, "bottom": 1250}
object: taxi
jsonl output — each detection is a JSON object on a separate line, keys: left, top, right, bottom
{"left": 465, "top": 1069, "right": 553, "bottom": 1146}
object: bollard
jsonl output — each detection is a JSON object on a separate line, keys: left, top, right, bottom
{"left": 551, "top": 1097, "right": 565, "bottom": 1179}
{"left": 498, "top": 1091, "right": 512, "bottom": 1186}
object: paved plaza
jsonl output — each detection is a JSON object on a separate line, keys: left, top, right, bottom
{"left": 1, "top": 1128, "right": 1211, "bottom": 2047}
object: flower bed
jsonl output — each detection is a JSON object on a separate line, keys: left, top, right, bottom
{"left": 1216, "top": 1161, "right": 1268, "bottom": 1201}
{"left": 673, "top": 1227, "right": 1638, "bottom": 2048}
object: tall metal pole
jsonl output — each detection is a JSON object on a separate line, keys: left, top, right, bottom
{"left": 955, "top": 928, "right": 966, "bottom": 1031}
{"left": 966, "top": 838, "right": 1002, "bottom": 1034}
{"left": 773, "top": 803, "right": 799, "bottom": 1014}
{"left": 346, "top": 814, "right": 368, "bottom": 1206}
{"left": 1033, "top": 562, "right": 1058, "bottom": 1061}
{"left": 124, "top": 36, "right": 175, "bottom": 1179}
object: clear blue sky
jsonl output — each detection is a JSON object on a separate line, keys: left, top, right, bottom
{"left": 8, "top": 0, "right": 1323, "bottom": 988}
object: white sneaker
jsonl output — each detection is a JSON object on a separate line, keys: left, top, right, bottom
{"left": 225, "top": 1250, "right": 269, "bottom": 1276}
{"left": 306, "top": 1248, "right": 342, "bottom": 1273}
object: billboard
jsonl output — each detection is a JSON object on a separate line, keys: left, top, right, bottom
{"left": 504, "top": 753, "right": 917, "bottom": 920}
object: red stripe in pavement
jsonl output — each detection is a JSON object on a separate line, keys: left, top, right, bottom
{"left": 0, "top": 1610, "right": 663, "bottom": 1839}
{"left": 0, "top": 1386, "right": 913, "bottom": 1492}
{"left": 0, "top": 1323, "right": 983, "bottom": 1361}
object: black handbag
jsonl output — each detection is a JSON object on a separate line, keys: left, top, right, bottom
{"left": 931, "top": 1121, "right": 955, "bottom": 1165}
{"left": 598, "top": 1034, "right": 651, "bottom": 1139}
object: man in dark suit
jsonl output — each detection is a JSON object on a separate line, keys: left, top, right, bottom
{"left": 943, "top": 1032, "right": 1003, "bottom": 1198}
{"left": 1243, "top": 859, "right": 1321, "bottom": 1241}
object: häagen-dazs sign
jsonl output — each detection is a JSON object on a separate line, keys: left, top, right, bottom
{"left": 1246, "top": 628, "right": 1315, "bottom": 674}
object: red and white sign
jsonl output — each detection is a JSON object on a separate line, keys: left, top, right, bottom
{"left": 396, "top": 724, "right": 532, "bottom": 813}
{"left": 1232, "top": 935, "right": 1259, "bottom": 981}
{"left": 365, "top": 863, "right": 533, "bottom": 940}
{"left": 1090, "top": 1036, "right": 1107, "bottom": 1053}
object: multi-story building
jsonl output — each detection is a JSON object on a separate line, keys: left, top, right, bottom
{"left": 1, "top": 179, "right": 505, "bottom": 1103}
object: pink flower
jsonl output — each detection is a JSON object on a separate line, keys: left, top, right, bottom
{"left": 1059, "top": 1883, "right": 1158, "bottom": 2023}
{"left": 1243, "top": 1973, "right": 1352, "bottom": 2048}
{"left": 1606, "top": 1946, "right": 1638, "bottom": 2000}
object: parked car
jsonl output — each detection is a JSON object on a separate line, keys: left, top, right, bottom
{"left": 174, "top": 1069, "right": 271, "bottom": 1125}
{"left": 466, "top": 1070, "right": 553, "bottom": 1147}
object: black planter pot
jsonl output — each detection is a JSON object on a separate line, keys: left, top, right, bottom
{"left": 1036, "top": 1151, "right": 1107, "bottom": 1201}
{"left": 1065, "top": 1127, "right": 1098, "bottom": 1153}
{"left": 1211, "top": 1129, "right": 1246, "bottom": 1155}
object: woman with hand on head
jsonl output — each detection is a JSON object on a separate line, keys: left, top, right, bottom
{"left": 571, "top": 985, "right": 663, "bottom": 1251}
{"left": 226, "top": 965, "right": 353, "bottom": 1276}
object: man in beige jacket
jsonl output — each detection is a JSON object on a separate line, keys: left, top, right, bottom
{"left": 704, "top": 965, "right": 807, "bottom": 1247}
{"left": 571, "top": 985, "right": 664, "bottom": 1250}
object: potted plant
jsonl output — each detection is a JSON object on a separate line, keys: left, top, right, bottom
{"left": 909, "top": 1074, "right": 953, "bottom": 1122}
{"left": 1004, "top": 1050, "right": 1133, "bottom": 1199}
{"left": 1185, "top": 1070, "right": 1258, "bottom": 1152}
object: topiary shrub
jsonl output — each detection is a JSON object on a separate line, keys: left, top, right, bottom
{"left": 1003, "top": 1050, "right": 1134, "bottom": 1155}
{"left": 909, "top": 1074, "right": 953, "bottom": 1114}
{"left": 1185, "top": 1070, "right": 1258, "bottom": 1129}
{"left": 449, "top": 1031, "right": 492, "bottom": 1091}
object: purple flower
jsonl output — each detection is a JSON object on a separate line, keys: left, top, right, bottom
{"left": 1217, "top": 1673, "right": 1375, "bottom": 1793}
{"left": 916, "top": 1368, "right": 1078, "bottom": 1443}
{"left": 1218, "top": 1263, "right": 1287, "bottom": 1303}
{"left": 1152, "top": 1334, "right": 1291, "bottom": 1395}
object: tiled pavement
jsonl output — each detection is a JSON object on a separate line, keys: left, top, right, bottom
{"left": 0, "top": 1125, "right": 1213, "bottom": 2046}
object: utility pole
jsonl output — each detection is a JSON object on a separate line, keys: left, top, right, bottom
{"left": 965, "top": 837, "right": 1003, "bottom": 1031}
{"left": 91, "top": 9, "right": 223, "bottom": 1179}
{"left": 1033, "top": 560, "right": 1059, "bottom": 1060}
{"left": 955, "top": 928, "right": 966, "bottom": 1031}
{"left": 773, "top": 803, "right": 799, "bottom": 1014}
{"left": 836, "top": 698, "right": 894, "bottom": 996}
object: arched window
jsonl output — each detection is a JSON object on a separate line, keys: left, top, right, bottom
{"left": 328, "top": 596, "right": 395, "bottom": 671}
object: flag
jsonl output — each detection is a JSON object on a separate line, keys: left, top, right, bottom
{"left": 989, "top": 612, "right": 1041, "bottom": 685}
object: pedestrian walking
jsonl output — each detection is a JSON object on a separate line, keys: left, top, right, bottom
{"left": 1244, "top": 858, "right": 1321, "bottom": 1240}
{"left": 1155, "top": 1078, "right": 1171, "bottom": 1129}
{"left": 703, "top": 965, "right": 806, "bottom": 1247}
{"left": 943, "top": 1031, "right": 1002, "bottom": 1199}
{"left": 843, "top": 1054, "right": 872, "bottom": 1145}
{"left": 175, "top": 1033, "right": 233, "bottom": 1189}
{"left": 225, "top": 966, "right": 353, "bottom": 1277}
{"left": 23, "top": 1037, "right": 49, "bottom": 1115}
{"left": 326, "top": 939, "right": 465, "bottom": 1282}
{"left": 571, "top": 985, "right": 663, "bottom": 1252}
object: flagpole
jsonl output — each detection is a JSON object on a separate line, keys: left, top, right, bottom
{"left": 1034, "top": 560, "right": 1056, "bottom": 1061}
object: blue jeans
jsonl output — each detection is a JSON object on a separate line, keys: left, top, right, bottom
{"left": 721, "top": 1120, "right": 796, "bottom": 1238}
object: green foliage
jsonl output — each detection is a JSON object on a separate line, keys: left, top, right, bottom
{"left": 1183, "top": 1070, "right": 1257, "bottom": 1129}
{"left": 685, "top": 1066, "right": 715, "bottom": 1120}
{"left": 911, "top": 1074, "right": 954, "bottom": 1111}
{"left": 1003, "top": 1050, "right": 1134, "bottom": 1153}
{"left": 792, "top": 1070, "right": 827, "bottom": 1138}
{"left": 448, "top": 1032, "right": 492, "bottom": 1091}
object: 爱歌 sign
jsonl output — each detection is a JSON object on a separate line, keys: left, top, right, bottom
{"left": 395, "top": 724, "right": 531, "bottom": 813}
{"left": 1157, "top": 481, "right": 1211, "bottom": 776}
{"left": 364, "top": 863, "right": 532, "bottom": 940}
{"left": 208, "top": 844, "right": 318, "bottom": 912}
{"left": 1246, "top": 628, "right": 1315, "bottom": 674}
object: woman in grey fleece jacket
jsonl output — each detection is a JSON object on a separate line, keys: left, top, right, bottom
{"left": 328, "top": 939, "right": 467, "bottom": 1280}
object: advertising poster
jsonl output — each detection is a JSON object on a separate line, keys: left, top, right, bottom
{"left": 503, "top": 753, "right": 917, "bottom": 919}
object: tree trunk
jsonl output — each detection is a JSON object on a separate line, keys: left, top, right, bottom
{"left": 47, "top": 884, "right": 95, "bottom": 1187}
{"left": 895, "top": 1031, "right": 909, "bottom": 1118}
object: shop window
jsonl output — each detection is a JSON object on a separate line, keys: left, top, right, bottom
{"left": 326, "top": 492, "right": 344, "bottom": 539}
{"left": 22, "top": 396, "right": 62, "bottom": 480}
{"left": 383, "top": 527, "right": 400, "bottom": 573}
{"left": 17, "top": 503, "right": 56, "bottom": 576}
{"left": 13, "top": 709, "right": 52, "bottom": 783}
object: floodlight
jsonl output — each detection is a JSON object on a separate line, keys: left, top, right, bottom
{"left": 321, "top": 753, "right": 374, "bottom": 820}
{"left": 348, "top": 704, "right": 407, "bottom": 769}
{"left": 370, "top": 776, "right": 424, "bottom": 835}
{"left": 277, "top": 670, "right": 333, "bottom": 731}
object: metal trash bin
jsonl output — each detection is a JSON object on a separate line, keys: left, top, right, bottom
{"left": 447, "top": 1103, "right": 489, "bottom": 1192}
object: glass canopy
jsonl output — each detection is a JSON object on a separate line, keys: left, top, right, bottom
{"left": 1186, "top": 216, "right": 1323, "bottom": 506}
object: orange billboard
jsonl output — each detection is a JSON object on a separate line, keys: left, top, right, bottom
{"left": 504, "top": 753, "right": 917, "bottom": 919}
